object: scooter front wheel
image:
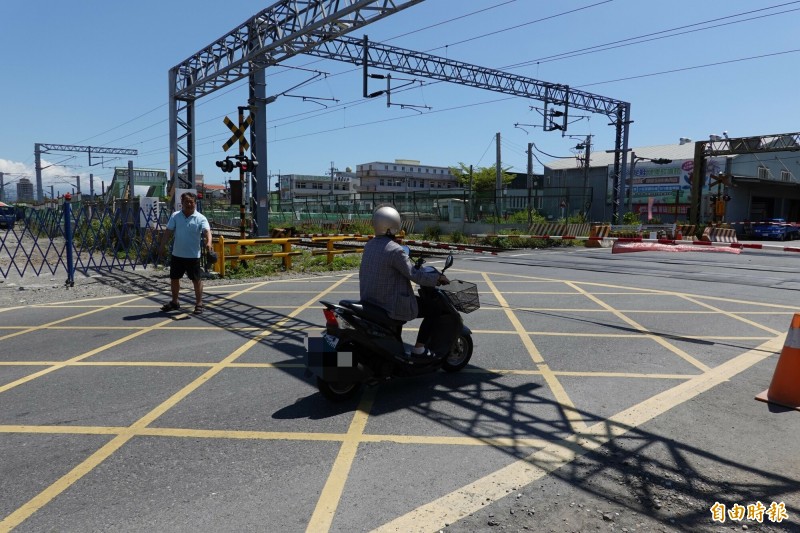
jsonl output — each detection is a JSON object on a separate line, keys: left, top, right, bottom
{"left": 317, "top": 377, "right": 362, "bottom": 402}
{"left": 442, "top": 333, "right": 473, "bottom": 372}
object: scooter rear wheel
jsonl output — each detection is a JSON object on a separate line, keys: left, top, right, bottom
{"left": 442, "top": 333, "right": 473, "bottom": 372}
{"left": 317, "top": 377, "right": 362, "bottom": 402}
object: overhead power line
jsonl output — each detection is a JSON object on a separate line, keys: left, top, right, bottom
{"left": 66, "top": 1, "right": 798, "bottom": 170}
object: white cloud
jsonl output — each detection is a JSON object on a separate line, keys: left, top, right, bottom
{"left": 0, "top": 158, "right": 108, "bottom": 200}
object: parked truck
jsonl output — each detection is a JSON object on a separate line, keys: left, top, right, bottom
{"left": 750, "top": 218, "right": 800, "bottom": 241}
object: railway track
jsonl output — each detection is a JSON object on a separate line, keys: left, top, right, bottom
{"left": 210, "top": 225, "right": 505, "bottom": 257}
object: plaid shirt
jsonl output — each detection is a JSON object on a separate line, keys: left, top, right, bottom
{"left": 359, "top": 236, "right": 440, "bottom": 321}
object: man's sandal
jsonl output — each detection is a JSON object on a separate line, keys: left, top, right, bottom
{"left": 160, "top": 301, "right": 180, "bottom": 312}
{"left": 193, "top": 305, "right": 204, "bottom": 315}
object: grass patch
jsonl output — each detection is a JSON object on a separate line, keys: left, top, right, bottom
{"left": 222, "top": 250, "right": 362, "bottom": 279}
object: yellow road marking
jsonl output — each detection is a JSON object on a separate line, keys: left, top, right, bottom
{"left": 0, "top": 424, "right": 549, "bottom": 449}
{"left": 1, "top": 268, "right": 793, "bottom": 532}
{"left": 0, "top": 425, "right": 127, "bottom": 435}
{"left": 481, "top": 273, "right": 586, "bottom": 434}
{"left": 0, "top": 294, "right": 148, "bottom": 342}
{"left": 565, "top": 281, "right": 712, "bottom": 372}
{"left": 0, "top": 361, "right": 699, "bottom": 380}
{"left": 306, "top": 388, "right": 376, "bottom": 533}
{"left": 0, "top": 276, "right": 352, "bottom": 532}
{"left": 679, "top": 295, "right": 783, "bottom": 335}
{"left": 374, "top": 335, "right": 783, "bottom": 533}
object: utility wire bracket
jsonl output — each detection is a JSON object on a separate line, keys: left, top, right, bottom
{"left": 364, "top": 70, "right": 431, "bottom": 112}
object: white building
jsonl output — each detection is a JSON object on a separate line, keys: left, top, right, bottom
{"left": 278, "top": 171, "right": 358, "bottom": 201}
{"left": 356, "top": 159, "right": 457, "bottom": 193}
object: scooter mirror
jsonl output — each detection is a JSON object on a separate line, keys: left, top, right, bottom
{"left": 401, "top": 245, "right": 411, "bottom": 256}
{"left": 443, "top": 254, "right": 454, "bottom": 272}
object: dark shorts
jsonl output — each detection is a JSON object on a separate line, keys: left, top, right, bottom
{"left": 170, "top": 256, "right": 201, "bottom": 281}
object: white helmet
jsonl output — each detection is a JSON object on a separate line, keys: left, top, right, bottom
{"left": 372, "top": 205, "right": 401, "bottom": 236}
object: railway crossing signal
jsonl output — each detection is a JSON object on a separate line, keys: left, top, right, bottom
{"left": 222, "top": 114, "right": 253, "bottom": 152}
{"left": 215, "top": 155, "right": 258, "bottom": 173}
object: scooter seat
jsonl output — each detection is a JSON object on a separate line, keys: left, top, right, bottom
{"left": 339, "top": 300, "right": 405, "bottom": 330}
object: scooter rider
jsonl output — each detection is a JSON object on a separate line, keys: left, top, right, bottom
{"left": 359, "top": 205, "right": 452, "bottom": 358}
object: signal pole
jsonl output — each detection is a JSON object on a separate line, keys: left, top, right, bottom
{"left": 527, "top": 143, "right": 533, "bottom": 223}
{"left": 238, "top": 106, "right": 246, "bottom": 239}
{"left": 495, "top": 132, "right": 502, "bottom": 220}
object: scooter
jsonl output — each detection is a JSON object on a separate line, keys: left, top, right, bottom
{"left": 305, "top": 249, "right": 479, "bottom": 402}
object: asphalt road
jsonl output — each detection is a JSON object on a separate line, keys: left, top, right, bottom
{"left": 1, "top": 243, "right": 799, "bottom": 532}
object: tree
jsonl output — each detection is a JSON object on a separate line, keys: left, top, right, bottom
{"left": 450, "top": 163, "right": 515, "bottom": 192}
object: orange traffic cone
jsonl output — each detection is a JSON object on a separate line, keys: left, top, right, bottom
{"left": 755, "top": 313, "right": 800, "bottom": 410}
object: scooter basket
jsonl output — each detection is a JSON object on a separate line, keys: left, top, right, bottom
{"left": 441, "top": 280, "right": 480, "bottom": 313}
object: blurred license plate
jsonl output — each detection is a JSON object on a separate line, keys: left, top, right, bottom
{"left": 323, "top": 333, "right": 339, "bottom": 349}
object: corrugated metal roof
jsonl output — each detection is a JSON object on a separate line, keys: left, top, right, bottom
{"left": 545, "top": 143, "right": 699, "bottom": 170}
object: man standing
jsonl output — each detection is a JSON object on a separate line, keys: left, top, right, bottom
{"left": 159, "top": 191, "right": 212, "bottom": 315}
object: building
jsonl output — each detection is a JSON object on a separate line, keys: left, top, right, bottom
{"left": 105, "top": 167, "right": 168, "bottom": 200}
{"left": 504, "top": 171, "right": 546, "bottom": 214}
{"left": 277, "top": 170, "right": 358, "bottom": 201}
{"left": 544, "top": 139, "right": 800, "bottom": 224}
{"left": 200, "top": 183, "right": 227, "bottom": 201}
{"left": 16, "top": 178, "right": 34, "bottom": 202}
{"left": 356, "top": 159, "right": 457, "bottom": 194}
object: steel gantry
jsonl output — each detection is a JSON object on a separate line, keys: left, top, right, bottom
{"left": 34, "top": 143, "right": 138, "bottom": 202}
{"left": 689, "top": 132, "right": 800, "bottom": 225}
{"left": 169, "top": 0, "right": 633, "bottom": 232}
{"left": 307, "top": 35, "right": 631, "bottom": 222}
{"left": 168, "top": 0, "right": 424, "bottom": 235}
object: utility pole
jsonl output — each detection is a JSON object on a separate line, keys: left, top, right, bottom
{"left": 0, "top": 172, "right": 4, "bottom": 202}
{"left": 495, "top": 132, "right": 502, "bottom": 219}
{"left": 468, "top": 164, "right": 473, "bottom": 221}
{"left": 582, "top": 135, "right": 591, "bottom": 216}
{"left": 527, "top": 142, "right": 533, "bottom": 223}
{"left": 329, "top": 161, "right": 337, "bottom": 215}
{"left": 127, "top": 161, "right": 135, "bottom": 201}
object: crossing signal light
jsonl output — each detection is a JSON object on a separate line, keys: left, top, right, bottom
{"left": 236, "top": 158, "right": 258, "bottom": 172}
{"left": 216, "top": 159, "right": 235, "bottom": 173}
{"left": 215, "top": 156, "right": 259, "bottom": 173}
{"left": 235, "top": 157, "right": 259, "bottom": 172}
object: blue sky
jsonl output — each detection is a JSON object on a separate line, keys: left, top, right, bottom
{"left": 1, "top": 0, "right": 799, "bottom": 198}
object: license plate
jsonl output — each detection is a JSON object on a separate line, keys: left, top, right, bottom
{"left": 323, "top": 333, "right": 339, "bottom": 350}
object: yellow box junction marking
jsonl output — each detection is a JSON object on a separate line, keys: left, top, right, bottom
{"left": 481, "top": 272, "right": 587, "bottom": 434}
{"left": 0, "top": 269, "right": 795, "bottom": 532}
{"left": 374, "top": 335, "right": 784, "bottom": 533}
{"left": 0, "top": 276, "right": 351, "bottom": 531}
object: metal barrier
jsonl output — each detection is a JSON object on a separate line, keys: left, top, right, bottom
{"left": 0, "top": 200, "right": 167, "bottom": 281}
{"left": 212, "top": 236, "right": 302, "bottom": 277}
{"left": 210, "top": 235, "right": 373, "bottom": 277}
{"left": 309, "top": 235, "right": 370, "bottom": 263}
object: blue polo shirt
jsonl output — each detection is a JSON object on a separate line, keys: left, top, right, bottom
{"left": 166, "top": 210, "right": 210, "bottom": 259}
